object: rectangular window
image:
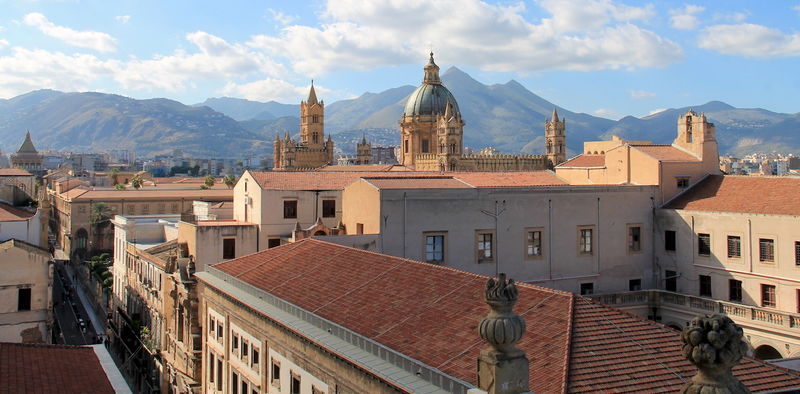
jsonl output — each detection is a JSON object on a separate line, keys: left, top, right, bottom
{"left": 698, "top": 233, "right": 711, "bottom": 256}
{"left": 677, "top": 177, "right": 690, "bottom": 188}
{"left": 526, "top": 230, "right": 542, "bottom": 258}
{"left": 579, "top": 227, "right": 593, "bottom": 255}
{"left": 242, "top": 339, "right": 249, "bottom": 361}
{"left": 252, "top": 348, "right": 260, "bottom": 368}
{"left": 322, "top": 200, "right": 336, "bottom": 217}
{"left": 217, "top": 322, "right": 223, "bottom": 340}
{"left": 356, "top": 223, "right": 364, "bottom": 235}
{"left": 223, "top": 238, "right": 236, "bottom": 259}
{"left": 209, "top": 352, "right": 215, "bottom": 383}
{"left": 404, "top": 139, "right": 408, "bottom": 153}
{"left": 797, "top": 289, "right": 800, "bottom": 314}
{"left": 232, "top": 371, "right": 239, "bottom": 394}
{"left": 665, "top": 230, "right": 676, "bottom": 251}
{"left": 665, "top": 270, "right": 677, "bottom": 292}
{"left": 268, "top": 238, "right": 281, "bottom": 248}
{"left": 628, "top": 226, "right": 641, "bottom": 252}
{"left": 421, "top": 139, "right": 430, "bottom": 153}
{"left": 241, "top": 379, "right": 248, "bottom": 394}
{"left": 580, "top": 283, "right": 594, "bottom": 295}
{"left": 629, "top": 279, "right": 641, "bottom": 291}
{"left": 796, "top": 241, "right": 800, "bottom": 266}
{"left": 759, "top": 238, "right": 775, "bottom": 262}
{"left": 17, "top": 288, "right": 31, "bottom": 311}
{"left": 476, "top": 231, "right": 494, "bottom": 263}
{"left": 232, "top": 333, "right": 239, "bottom": 353}
{"left": 727, "top": 236, "right": 741, "bottom": 258}
{"left": 217, "top": 359, "right": 223, "bottom": 391}
{"left": 424, "top": 233, "right": 445, "bottom": 263}
{"left": 283, "top": 200, "right": 298, "bottom": 219}
{"left": 271, "top": 359, "right": 280, "bottom": 387}
{"left": 291, "top": 375, "right": 301, "bottom": 394}
{"left": 729, "top": 279, "right": 742, "bottom": 302}
{"left": 761, "top": 284, "right": 776, "bottom": 308}
{"left": 699, "top": 275, "right": 712, "bottom": 297}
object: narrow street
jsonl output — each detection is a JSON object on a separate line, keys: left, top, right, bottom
{"left": 52, "top": 261, "right": 101, "bottom": 345}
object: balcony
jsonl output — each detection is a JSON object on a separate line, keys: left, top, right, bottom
{"left": 592, "top": 289, "right": 800, "bottom": 333}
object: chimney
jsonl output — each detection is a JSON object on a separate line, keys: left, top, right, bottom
{"left": 679, "top": 314, "right": 751, "bottom": 393}
{"left": 477, "top": 273, "right": 530, "bottom": 394}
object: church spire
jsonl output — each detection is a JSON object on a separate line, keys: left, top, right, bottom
{"left": 423, "top": 52, "right": 441, "bottom": 85}
{"left": 551, "top": 107, "right": 559, "bottom": 122}
{"left": 18, "top": 131, "right": 38, "bottom": 153}
{"left": 307, "top": 80, "right": 318, "bottom": 105}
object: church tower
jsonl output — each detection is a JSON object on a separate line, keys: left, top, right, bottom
{"left": 300, "top": 82, "right": 325, "bottom": 147}
{"left": 545, "top": 108, "right": 566, "bottom": 168}
{"left": 356, "top": 135, "right": 372, "bottom": 165}
{"left": 674, "top": 110, "right": 718, "bottom": 174}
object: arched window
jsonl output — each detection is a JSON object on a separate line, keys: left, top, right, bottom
{"left": 75, "top": 228, "right": 88, "bottom": 249}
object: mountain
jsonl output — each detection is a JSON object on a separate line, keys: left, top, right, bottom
{"left": 0, "top": 91, "right": 270, "bottom": 157}
{"left": 195, "top": 97, "right": 298, "bottom": 121}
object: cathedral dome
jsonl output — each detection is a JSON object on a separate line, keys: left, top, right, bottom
{"left": 402, "top": 53, "right": 461, "bottom": 119}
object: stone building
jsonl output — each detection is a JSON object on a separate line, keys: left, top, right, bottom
{"left": 0, "top": 239, "right": 53, "bottom": 343}
{"left": 273, "top": 83, "right": 335, "bottom": 170}
{"left": 9, "top": 132, "right": 44, "bottom": 177}
{"left": 0, "top": 168, "right": 36, "bottom": 203}
{"left": 355, "top": 135, "right": 371, "bottom": 165}
{"left": 399, "top": 53, "right": 560, "bottom": 171}
{"left": 195, "top": 239, "right": 800, "bottom": 393}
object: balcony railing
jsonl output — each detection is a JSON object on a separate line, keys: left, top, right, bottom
{"left": 593, "top": 289, "right": 800, "bottom": 332}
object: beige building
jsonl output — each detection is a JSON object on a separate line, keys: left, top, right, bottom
{"left": 195, "top": 239, "right": 800, "bottom": 393}
{"left": 9, "top": 132, "right": 44, "bottom": 177}
{"left": 556, "top": 110, "right": 720, "bottom": 202}
{"left": 400, "top": 53, "right": 562, "bottom": 171}
{"left": 340, "top": 173, "right": 658, "bottom": 294}
{"left": 0, "top": 168, "right": 36, "bottom": 203}
{"left": 273, "top": 83, "right": 334, "bottom": 170}
{"left": 0, "top": 239, "right": 53, "bottom": 343}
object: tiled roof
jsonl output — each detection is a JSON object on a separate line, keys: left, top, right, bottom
{"left": 60, "top": 188, "right": 232, "bottom": 201}
{"left": 0, "top": 168, "right": 33, "bottom": 176}
{"left": 0, "top": 202, "right": 35, "bottom": 222}
{"left": 665, "top": 175, "right": 800, "bottom": 215}
{"left": 194, "top": 220, "right": 255, "bottom": 227}
{"left": 632, "top": 145, "right": 699, "bottom": 162}
{"left": 316, "top": 164, "right": 400, "bottom": 172}
{"left": 558, "top": 154, "right": 605, "bottom": 168}
{"left": 207, "top": 239, "right": 800, "bottom": 393}
{"left": 249, "top": 170, "right": 566, "bottom": 190}
{"left": 363, "top": 177, "right": 471, "bottom": 189}
{"left": 450, "top": 171, "right": 566, "bottom": 187}
{"left": 0, "top": 342, "right": 115, "bottom": 393}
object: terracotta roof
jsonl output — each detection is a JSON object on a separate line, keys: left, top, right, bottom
{"left": 632, "top": 145, "right": 699, "bottom": 162}
{"left": 61, "top": 188, "right": 232, "bottom": 201}
{"left": 558, "top": 154, "right": 605, "bottom": 168}
{"left": 363, "top": 177, "right": 471, "bottom": 189}
{"left": 0, "top": 202, "right": 35, "bottom": 222}
{"left": 205, "top": 239, "right": 800, "bottom": 393}
{"left": 665, "top": 175, "right": 800, "bottom": 215}
{"left": 0, "top": 168, "right": 33, "bottom": 176}
{"left": 194, "top": 220, "right": 255, "bottom": 227}
{"left": 316, "top": 164, "right": 399, "bottom": 172}
{"left": 0, "top": 342, "right": 115, "bottom": 393}
{"left": 451, "top": 171, "right": 567, "bottom": 187}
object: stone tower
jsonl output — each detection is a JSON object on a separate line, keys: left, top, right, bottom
{"left": 674, "top": 110, "right": 719, "bottom": 174}
{"left": 399, "top": 53, "right": 464, "bottom": 167}
{"left": 10, "top": 131, "right": 44, "bottom": 176}
{"left": 300, "top": 82, "right": 325, "bottom": 147}
{"left": 545, "top": 108, "right": 566, "bottom": 168}
{"left": 356, "top": 135, "right": 372, "bottom": 165}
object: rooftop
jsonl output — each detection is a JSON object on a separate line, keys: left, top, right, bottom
{"left": 59, "top": 187, "right": 232, "bottom": 201}
{"left": 363, "top": 177, "right": 471, "bottom": 189}
{"left": 0, "top": 342, "right": 117, "bottom": 393}
{"left": 665, "top": 175, "right": 800, "bottom": 215}
{"left": 205, "top": 239, "right": 800, "bottom": 393}
{"left": 0, "top": 168, "right": 33, "bottom": 176}
{"left": 557, "top": 154, "right": 605, "bottom": 168}
{"left": 0, "top": 202, "right": 35, "bottom": 222}
{"left": 631, "top": 145, "right": 700, "bottom": 162}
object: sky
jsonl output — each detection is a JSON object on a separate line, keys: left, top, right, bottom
{"left": 0, "top": 0, "right": 798, "bottom": 119}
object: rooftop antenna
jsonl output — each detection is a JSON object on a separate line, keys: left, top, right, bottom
{"left": 480, "top": 200, "right": 506, "bottom": 277}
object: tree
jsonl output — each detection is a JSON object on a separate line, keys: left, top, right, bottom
{"left": 109, "top": 168, "right": 120, "bottom": 186}
{"left": 114, "top": 183, "right": 126, "bottom": 190}
{"left": 204, "top": 175, "right": 216, "bottom": 188}
{"left": 86, "top": 253, "right": 112, "bottom": 290}
{"left": 223, "top": 174, "right": 236, "bottom": 189}
{"left": 131, "top": 173, "right": 143, "bottom": 189}
{"left": 89, "top": 202, "right": 113, "bottom": 227}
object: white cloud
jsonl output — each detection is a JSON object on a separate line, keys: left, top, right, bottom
{"left": 0, "top": 39, "right": 8, "bottom": 50}
{"left": 268, "top": 9, "right": 295, "bottom": 25}
{"left": 793, "top": 5, "right": 800, "bottom": 13}
{"left": 221, "top": 79, "right": 326, "bottom": 102}
{"left": 248, "top": 0, "right": 680, "bottom": 76}
{"left": 116, "top": 31, "right": 284, "bottom": 92}
{"left": 669, "top": 5, "right": 704, "bottom": 30}
{"left": 23, "top": 12, "right": 117, "bottom": 52}
{"left": 115, "top": 15, "right": 131, "bottom": 24}
{"left": 0, "top": 46, "right": 119, "bottom": 97}
{"left": 699, "top": 23, "right": 800, "bottom": 58}
{"left": 593, "top": 108, "right": 614, "bottom": 117}
{"left": 630, "top": 90, "right": 656, "bottom": 99}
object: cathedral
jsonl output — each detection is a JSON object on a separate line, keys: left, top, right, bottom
{"left": 400, "top": 53, "right": 565, "bottom": 171}
{"left": 273, "top": 83, "right": 335, "bottom": 170}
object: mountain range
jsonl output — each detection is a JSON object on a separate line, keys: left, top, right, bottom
{"left": 1, "top": 68, "right": 797, "bottom": 159}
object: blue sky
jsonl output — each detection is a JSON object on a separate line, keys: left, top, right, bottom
{"left": 0, "top": 0, "right": 798, "bottom": 119}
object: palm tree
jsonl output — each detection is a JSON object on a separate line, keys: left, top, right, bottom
{"left": 87, "top": 253, "right": 112, "bottom": 290}
{"left": 89, "top": 202, "right": 113, "bottom": 227}
{"left": 204, "top": 175, "right": 216, "bottom": 188}
{"left": 223, "top": 174, "right": 236, "bottom": 189}
{"left": 109, "top": 168, "right": 120, "bottom": 186}
{"left": 131, "top": 173, "right": 143, "bottom": 189}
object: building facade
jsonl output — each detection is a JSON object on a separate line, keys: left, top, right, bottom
{"left": 9, "top": 132, "right": 44, "bottom": 177}
{"left": 273, "top": 84, "right": 335, "bottom": 170}
{"left": 0, "top": 239, "right": 53, "bottom": 343}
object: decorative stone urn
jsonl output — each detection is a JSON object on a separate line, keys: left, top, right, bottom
{"left": 680, "top": 314, "right": 751, "bottom": 394}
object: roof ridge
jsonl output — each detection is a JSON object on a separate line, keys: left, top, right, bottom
{"left": 559, "top": 293, "right": 575, "bottom": 394}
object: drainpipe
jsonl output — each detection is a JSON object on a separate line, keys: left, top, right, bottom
{"left": 748, "top": 219, "right": 753, "bottom": 273}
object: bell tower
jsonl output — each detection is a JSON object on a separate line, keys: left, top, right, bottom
{"left": 545, "top": 108, "right": 566, "bottom": 168}
{"left": 300, "top": 81, "right": 324, "bottom": 148}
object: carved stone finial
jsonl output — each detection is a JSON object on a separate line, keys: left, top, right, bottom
{"left": 477, "top": 273, "right": 529, "bottom": 394}
{"left": 679, "top": 314, "right": 751, "bottom": 394}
